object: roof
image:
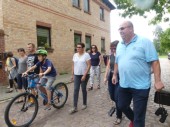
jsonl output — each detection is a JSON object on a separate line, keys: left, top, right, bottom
{"left": 102, "top": 0, "right": 116, "bottom": 10}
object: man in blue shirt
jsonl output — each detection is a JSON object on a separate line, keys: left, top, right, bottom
{"left": 112, "top": 21, "right": 164, "bottom": 127}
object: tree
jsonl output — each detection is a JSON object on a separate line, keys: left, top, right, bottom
{"left": 114, "top": 0, "right": 170, "bottom": 24}
{"left": 153, "top": 25, "right": 162, "bottom": 52}
{"left": 159, "top": 28, "right": 170, "bottom": 54}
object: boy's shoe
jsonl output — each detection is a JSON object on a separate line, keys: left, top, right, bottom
{"left": 44, "top": 105, "right": 51, "bottom": 110}
{"left": 69, "top": 107, "right": 78, "bottom": 114}
{"left": 81, "top": 105, "right": 87, "bottom": 110}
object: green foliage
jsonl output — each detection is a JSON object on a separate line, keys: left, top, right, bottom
{"left": 159, "top": 28, "right": 170, "bottom": 54}
{"left": 153, "top": 39, "right": 160, "bottom": 52}
{"left": 114, "top": 0, "right": 170, "bottom": 24}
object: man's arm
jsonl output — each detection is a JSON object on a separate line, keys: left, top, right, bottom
{"left": 152, "top": 60, "right": 164, "bottom": 91}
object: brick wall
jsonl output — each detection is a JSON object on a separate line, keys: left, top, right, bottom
{"left": 1, "top": 0, "right": 112, "bottom": 79}
{"left": 0, "top": 30, "right": 7, "bottom": 85}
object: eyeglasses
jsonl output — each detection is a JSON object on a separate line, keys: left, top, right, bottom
{"left": 77, "top": 47, "right": 82, "bottom": 48}
{"left": 92, "top": 47, "right": 96, "bottom": 49}
{"left": 118, "top": 26, "right": 130, "bottom": 31}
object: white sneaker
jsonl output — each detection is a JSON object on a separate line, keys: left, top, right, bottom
{"left": 69, "top": 107, "right": 78, "bottom": 114}
{"left": 82, "top": 105, "right": 87, "bottom": 110}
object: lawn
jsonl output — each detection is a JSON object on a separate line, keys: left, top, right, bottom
{"left": 159, "top": 55, "right": 167, "bottom": 58}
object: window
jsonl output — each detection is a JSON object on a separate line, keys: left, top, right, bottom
{"left": 37, "top": 26, "right": 51, "bottom": 49}
{"left": 84, "top": 0, "right": 90, "bottom": 12}
{"left": 100, "top": 7, "right": 104, "bottom": 21}
{"left": 72, "top": 0, "right": 80, "bottom": 7}
{"left": 85, "top": 35, "right": 91, "bottom": 51}
{"left": 101, "top": 38, "right": 105, "bottom": 53}
{"left": 74, "top": 33, "right": 81, "bottom": 52}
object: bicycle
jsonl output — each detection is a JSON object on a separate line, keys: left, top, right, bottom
{"left": 4, "top": 74, "right": 68, "bottom": 127}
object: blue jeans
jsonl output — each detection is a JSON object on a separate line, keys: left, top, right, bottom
{"left": 118, "top": 86, "right": 150, "bottom": 127}
{"left": 108, "top": 71, "right": 122, "bottom": 119}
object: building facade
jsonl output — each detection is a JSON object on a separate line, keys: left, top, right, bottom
{"left": 0, "top": 0, "right": 114, "bottom": 84}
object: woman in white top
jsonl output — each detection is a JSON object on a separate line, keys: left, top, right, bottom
{"left": 69, "top": 43, "right": 91, "bottom": 114}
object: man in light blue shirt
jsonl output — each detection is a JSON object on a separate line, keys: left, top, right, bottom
{"left": 112, "top": 21, "right": 164, "bottom": 127}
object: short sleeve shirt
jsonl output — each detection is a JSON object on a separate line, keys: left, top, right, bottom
{"left": 27, "top": 54, "right": 39, "bottom": 74}
{"left": 115, "top": 35, "right": 158, "bottom": 89}
{"left": 73, "top": 52, "right": 91, "bottom": 75}
{"left": 36, "top": 59, "right": 57, "bottom": 77}
{"left": 90, "top": 52, "right": 101, "bottom": 66}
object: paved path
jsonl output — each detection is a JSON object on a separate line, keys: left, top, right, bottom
{"left": 0, "top": 58, "right": 170, "bottom": 127}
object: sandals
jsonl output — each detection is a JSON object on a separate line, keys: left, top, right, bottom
{"left": 88, "top": 86, "right": 93, "bottom": 91}
{"left": 114, "top": 118, "right": 122, "bottom": 125}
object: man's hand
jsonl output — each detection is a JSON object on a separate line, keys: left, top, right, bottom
{"left": 154, "top": 81, "right": 164, "bottom": 91}
{"left": 112, "top": 74, "right": 117, "bottom": 85}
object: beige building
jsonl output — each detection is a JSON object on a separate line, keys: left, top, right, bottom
{"left": 0, "top": 0, "right": 115, "bottom": 84}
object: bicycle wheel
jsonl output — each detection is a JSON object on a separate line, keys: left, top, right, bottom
{"left": 52, "top": 82, "right": 68, "bottom": 109}
{"left": 4, "top": 92, "right": 39, "bottom": 127}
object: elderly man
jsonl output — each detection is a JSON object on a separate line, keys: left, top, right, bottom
{"left": 112, "top": 21, "right": 164, "bottom": 127}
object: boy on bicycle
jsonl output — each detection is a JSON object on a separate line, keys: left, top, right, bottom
{"left": 23, "top": 49, "right": 57, "bottom": 110}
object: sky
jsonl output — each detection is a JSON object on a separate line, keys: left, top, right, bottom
{"left": 110, "top": 10, "right": 155, "bottom": 41}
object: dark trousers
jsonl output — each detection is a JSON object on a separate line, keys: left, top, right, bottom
{"left": 9, "top": 78, "right": 17, "bottom": 88}
{"left": 73, "top": 74, "right": 89, "bottom": 108}
{"left": 108, "top": 72, "right": 122, "bottom": 119}
{"left": 118, "top": 86, "right": 150, "bottom": 127}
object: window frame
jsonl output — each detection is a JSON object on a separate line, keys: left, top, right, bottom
{"left": 101, "top": 38, "right": 105, "bottom": 53}
{"left": 36, "top": 25, "right": 51, "bottom": 49}
{"left": 84, "top": 0, "right": 90, "bottom": 13}
{"left": 72, "top": 0, "right": 80, "bottom": 8}
{"left": 85, "top": 35, "right": 91, "bottom": 51}
{"left": 100, "top": 7, "right": 104, "bottom": 21}
{"left": 74, "top": 33, "right": 82, "bottom": 52}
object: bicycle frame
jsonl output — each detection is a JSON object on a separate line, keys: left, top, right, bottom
{"left": 26, "top": 74, "right": 63, "bottom": 105}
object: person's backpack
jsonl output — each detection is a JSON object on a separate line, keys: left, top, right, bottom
{"left": 10, "top": 57, "right": 19, "bottom": 69}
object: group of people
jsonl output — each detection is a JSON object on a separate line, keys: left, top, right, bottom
{"left": 4, "top": 20, "right": 164, "bottom": 127}
{"left": 70, "top": 20, "right": 164, "bottom": 127}
{"left": 5, "top": 43, "right": 57, "bottom": 110}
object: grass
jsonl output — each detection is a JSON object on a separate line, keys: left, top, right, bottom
{"left": 159, "top": 55, "right": 167, "bottom": 58}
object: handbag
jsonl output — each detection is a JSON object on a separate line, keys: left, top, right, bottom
{"left": 154, "top": 89, "right": 170, "bottom": 106}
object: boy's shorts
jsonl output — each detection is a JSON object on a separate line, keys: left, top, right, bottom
{"left": 39, "top": 76, "right": 56, "bottom": 90}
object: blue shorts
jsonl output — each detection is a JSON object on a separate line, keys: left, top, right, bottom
{"left": 39, "top": 76, "right": 56, "bottom": 90}
{"left": 28, "top": 77, "right": 39, "bottom": 88}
